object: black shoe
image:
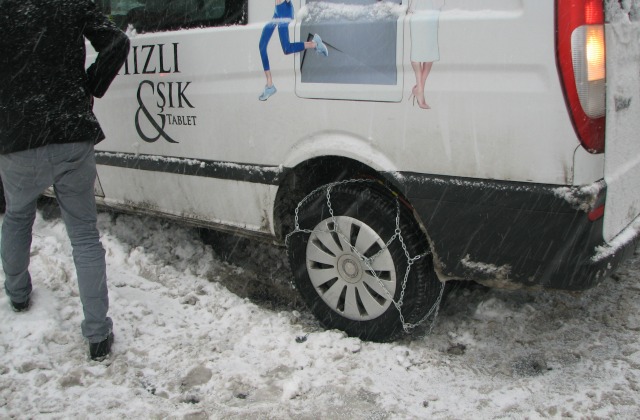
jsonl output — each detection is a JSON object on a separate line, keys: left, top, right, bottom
{"left": 90, "top": 332, "right": 114, "bottom": 361}
{"left": 10, "top": 297, "right": 30, "bottom": 312}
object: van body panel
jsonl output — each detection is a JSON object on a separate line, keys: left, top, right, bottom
{"left": 390, "top": 172, "right": 638, "bottom": 291}
{"left": 602, "top": 21, "right": 640, "bottom": 242}
{"left": 94, "top": 1, "right": 579, "bottom": 184}
{"left": 96, "top": 160, "right": 279, "bottom": 233}
{"left": 573, "top": 146, "right": 605, "bottom": 185}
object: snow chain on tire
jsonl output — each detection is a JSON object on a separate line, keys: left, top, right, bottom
{"left": 285, "top": 179, "right": 446, "bottom": 335}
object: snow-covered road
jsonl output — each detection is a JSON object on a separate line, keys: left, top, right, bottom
{"left": 1, "top": 206, "right": 639, "bottom": 419}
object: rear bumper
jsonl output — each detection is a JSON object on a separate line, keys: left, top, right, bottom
{"left": 386, "top": 173, "right": 639, "bottom": 291}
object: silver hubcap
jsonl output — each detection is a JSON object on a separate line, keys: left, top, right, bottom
{"left": 306, "top": 216, "right": 396, "bottom": 321}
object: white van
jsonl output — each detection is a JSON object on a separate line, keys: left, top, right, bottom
{"left": 85, "top": 0, "right": 640, "bottom": 341}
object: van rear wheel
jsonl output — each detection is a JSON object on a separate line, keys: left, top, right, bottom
{"left": 287, "top": 182, "right": 442, "bottom": 342}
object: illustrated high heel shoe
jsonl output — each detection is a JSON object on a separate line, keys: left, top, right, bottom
{"left": 417, "top": 97, "right": 431, "bottom": 109}
{"left": 409, "top": 85, "right": 417, "bottom": 105}
{"left": 411, "top": 85, "right": 431, "bottom": 109}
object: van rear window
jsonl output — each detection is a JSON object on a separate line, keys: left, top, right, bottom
{"left": 95, "top": 0, "right": 247, "bottom": 32}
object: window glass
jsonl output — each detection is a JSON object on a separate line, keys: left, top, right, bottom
{"left": 300, "top": 0, "right": 402, "bottom": 86}
{"left": 95, "top": 0, "right": 247, "bottom": 32}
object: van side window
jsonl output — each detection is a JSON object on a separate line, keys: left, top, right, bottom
{"left": 95, "top": 0, "right": 247, "bottom": 32}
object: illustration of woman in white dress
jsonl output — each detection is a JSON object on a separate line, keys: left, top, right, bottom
{"left": 409, "top": 0, "right": 443, "bottom": 109}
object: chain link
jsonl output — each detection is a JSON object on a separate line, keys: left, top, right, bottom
{"left": 285, "top": 179, "right": 445, "bottom": 336}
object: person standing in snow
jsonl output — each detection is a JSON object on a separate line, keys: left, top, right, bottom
{"left": 0, "top": 0, "right": 129, "bottom": 360}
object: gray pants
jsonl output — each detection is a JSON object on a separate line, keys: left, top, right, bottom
{"left": 0, "top": 141, "right": 112, "bottom": 343}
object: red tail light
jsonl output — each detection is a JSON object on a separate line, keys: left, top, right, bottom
{"left": 557, "top": 0, "right": 606, "bottom": 153}
{"left": 588, "top": 204, "right": 605, "bottom": 221}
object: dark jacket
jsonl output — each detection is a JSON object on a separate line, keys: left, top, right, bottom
{"left": 0, "top": 0, "right": 130, "bottom": 154}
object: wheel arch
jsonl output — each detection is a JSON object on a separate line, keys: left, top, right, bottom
{"left": 273, "top": 155, "right": 425, "bottom": 250}
{"left": 273, "top": 155, "right": 381, "bottom": 241}
{"left": 281, "top": 131, "right": 401, "bottom": 174}
{"left": 273, "top": 131, "right": 439, "bottom": 267}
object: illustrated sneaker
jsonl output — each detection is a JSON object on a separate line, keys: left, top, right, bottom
{"left": 90, "top": 332, "right": 114, "bottom": 361}
{"left": 10, "top": 297, "right": 30, "bottom": 313}
{"left": 313, "top": 34, "right": 328, "bottom": 57}
{"left": 259, "top": 84, "right": 277, "bottom": 101}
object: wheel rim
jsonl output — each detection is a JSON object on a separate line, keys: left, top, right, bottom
{"left": 305, "top": 216, "right": 397, "bottom": 321}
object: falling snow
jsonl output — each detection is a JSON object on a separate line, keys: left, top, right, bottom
{"left": 2, "top": 0, "right": 640, "bottom": 418}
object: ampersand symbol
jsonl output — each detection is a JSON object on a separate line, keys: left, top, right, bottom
{"left": 135, "top": 80, "right": 179, "bottom": 144}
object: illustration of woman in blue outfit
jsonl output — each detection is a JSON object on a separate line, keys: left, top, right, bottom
{"left": 259, "top": 0, "right": 328, "bottom": 101}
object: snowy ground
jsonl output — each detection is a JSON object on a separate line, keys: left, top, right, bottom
{"left": 1, "top": 203, "right": 640, "bottom": 419}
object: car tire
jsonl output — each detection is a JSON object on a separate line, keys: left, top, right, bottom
{"left": 287, "top": 181, "right": 442, "bottom": 342}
